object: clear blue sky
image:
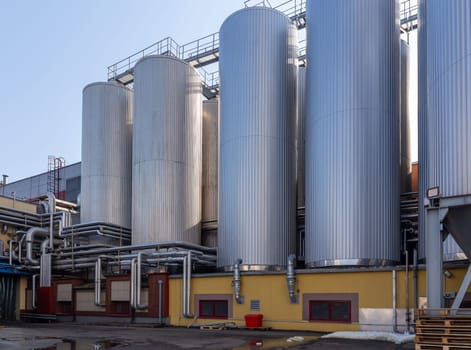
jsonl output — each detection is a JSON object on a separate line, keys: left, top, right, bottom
{"left": 0, "top": 0, "right": 241, "bottom": 182}
{"left": 0, "top": 0, "right": 418, "bottom": 182}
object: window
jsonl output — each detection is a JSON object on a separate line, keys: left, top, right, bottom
{"left": 199, "top": 300, "right": 228, "bottom": 319}
{"left": 309, "top": 300, "right": 351, "bottom": 323}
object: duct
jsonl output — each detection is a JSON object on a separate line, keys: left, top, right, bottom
{"left": 286, "top": 254, "right": 298, "bottom": 304}
{"left": 94, "top": 257, "right": 106, "bottom": 307}
{"left": 232, "top": 259, "right": 244, "bottom": 304}
{"left": 32, "top": 274, "right": 39, "bottom": 309}
{"left": 25, "top": 227, "right": 49, "bottom": 265}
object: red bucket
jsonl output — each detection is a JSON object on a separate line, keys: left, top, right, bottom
{"left": 244, "top": 314, "right": 263, "bottom": 328}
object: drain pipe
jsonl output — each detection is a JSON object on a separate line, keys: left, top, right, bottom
{"left": 182, "top": 251, "right": 193, "bottom": 317}
{"left": 287, "top": 254, "right": 298, "bottom": 304}
{"left": 32, "top": 274, "right": 39, "bottom": 310}
{"left": 233, "top": 258, "right": 244, "bottom": 304}
{"left": 393, "top": 269, "right": 399, "bottom": 333}
{"left": 47, "top": 192, "right": 56, "bottom": 249}
{"left": 158, "top": 280, "right": 164, "bottom": 324}
{"left": 25, "top": 227, "right": 49, "bottom": 264}
{"left": 94, "top": 257, "right": 106, "bottom": 307}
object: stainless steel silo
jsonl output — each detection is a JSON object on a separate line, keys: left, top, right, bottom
{"left": 419, "top": 0, "right": 471, "bottom": 259}
{"left": 218, "top": 7, "right": 298, "bottom": 270}
{"left": 202, "top": 98, "right": 219, "bottom": 248}
{"left": 305, "top": 0, "right": 401, "bottom": 267}
{"left": 132, "top": 55, "right": 202, "bottom": 245}
{"left": 400, "top": 40, "right": 412, "bottom": 194}
{"left": 297, "top": 67, "right": 306, "bottom": 209}
{"left": 81, "top": 82, "right": 133, "bottom": 228}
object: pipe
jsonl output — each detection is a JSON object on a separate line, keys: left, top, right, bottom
{"left": 9, "top": 240, "right": 16, "bottom": 265}
{"left": 94, "top": 257, "right": 106, "bottom": 307}
{"left": 393, "top": 269, "right": 399, "bottom": 333}
{"left": 135, "top": 252, "right": 148, "bottom": 310}
{"left": 185, "top": 251, "right": 192, "bottom": 317}
{"left": 413, "top": 248, "right": 418, "bottom": 311}
{"left": 47, "top": 192, "right": 56, "bottom": 249}
{"left": 25, "top": 227, "right": 49, "bottom": 265}
{"left": 405, "top": 250, "right": 411, "bottom": 334}
{"left": 233, "top": 258, "right": 243, "bottom": 304}
{"left": 287, "top": 254, "right": 297, "bottom": 303}
{"left": 32, "top": 274, "right": 39, "bottom": 310}
{"left": 158, "top": 280, "right": 164, "bottom": 324}
{"left": 130, "top": 257, "right": 136, "bottom": 309}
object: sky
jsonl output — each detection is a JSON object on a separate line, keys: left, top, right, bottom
{"left": 0, "top": 0, "right": 418, "bottom": 183}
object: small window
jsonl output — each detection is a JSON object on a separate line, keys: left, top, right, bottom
{"left": 199, "top": 300, "right": 228, "bottom": 319}
{"left": 310, "top": 300, "right": 351, "bottom": 323}
{"left": 250, "top": 300, "right": 260, "bottom": 311}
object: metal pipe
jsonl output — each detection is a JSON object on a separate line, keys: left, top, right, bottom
{"left": 286, "top": 254, "right": 297, "bottom": 303}
{"left": 182, "top": 255, "right": 186, "bottom": 316}
{"left": 158, "top": 280, "right": 164, "bottom": 324}
{"left": 25, "top": 227, "right": 49, "bottom": 265}
{"left": 130, "top": 257, "right": 136, "bottom": 309}
{"left": 32, "top": 274, "right": 39, "bottom": 310}
{"left": 9, "top": 240, "right": 16, "bottom": 265}
{"left": 405, "top": 250, "right": 411, "bottom": 333}
{"left": 94, "top": 257, "right": 106, "bottom": 307}
{"left": 393, "top": 269, "right": 399, "bottom": 333}
{"left": 185, "top": 251, "right": 192, "bottom": 317}
{"left": 47, "top": 192, "right": 56, "bottom": 249}
{"left": 135, "top": 252, "right": 148, "bottom": 310}
{"left": 233, "top": 258, "right": 244, "bottom": 304}
{"left": 413, "top": 248, "right": 418, "bottom": 311}
{"left": 18, "top": 233, "right": 26, "bottom": 263}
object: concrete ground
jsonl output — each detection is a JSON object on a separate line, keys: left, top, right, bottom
{"left": 0, "top": 323, "right": 415, "bottom": 350}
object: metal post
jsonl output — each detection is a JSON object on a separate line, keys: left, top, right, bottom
{"left": 425, "top": 207, "right": 443, "bottom": 309}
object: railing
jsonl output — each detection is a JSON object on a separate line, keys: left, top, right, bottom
{"left": 180, "top": 32, "right": 219, "bottom": 63}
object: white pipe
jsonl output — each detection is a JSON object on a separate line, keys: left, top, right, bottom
{"left": 94, "top": 257, "right": 106, "bottom": 307}
{"left": 130, "top": 257, "right": 136, "bottom": 309}
{"left": 25, "top": 227, "right": 49, "bottom": 264}
{"left": 135, "top": 252, "right": 148, "bottom": 310}
{"left": 9, "top": 240, "right": 16, "bottom": 265}
{"left": 47, "top": 192, "right": 56, "bottom": 249}
{"left": 185, "top": 251, "right": 192, "bottom": 317}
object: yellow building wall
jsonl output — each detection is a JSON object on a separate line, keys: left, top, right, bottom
{"left": 168, "top": 267, "right": 471, "bottom": 332}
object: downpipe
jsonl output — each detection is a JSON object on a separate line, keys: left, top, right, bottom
{"left": 286, "top": 254, "right": 298, "bottom": 304}
{"left": 130, "top": 252, "right": 148, "bottom": 310}
{"left": 182, "top": 251, "right": 193, "bottom": 317}
{"left": 232, "top": 258, "right": 244, "bottom": 304}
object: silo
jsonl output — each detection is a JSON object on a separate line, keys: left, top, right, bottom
{"left": 218, "top": 7, "right": 298, "bottom": 270}
{"left": 419, "top": 0, "right": 471, "bottom": 259}
{"left": 132, "top": 55, "right": 202, "bottom": 245}
{"left": 443, "top": 236, "right": 467, "bottom": 262}
{"left": 400, "top": 40, "right": 412, "bottom": 194}
{"left": 297, "top": 67, "right": 306, "bottom": 209}
{"left": 306, "top": 0, "right": 401, "bottom": 267}
{"left": 81, "top": 82, "right": 133, "bottom": 228}
{"left": 202, "top": 98, "right": 219, "bottom": 248}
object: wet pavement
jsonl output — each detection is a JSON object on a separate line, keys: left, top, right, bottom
{"left": 0, "top": 323, "right": 415, "bottom": 349}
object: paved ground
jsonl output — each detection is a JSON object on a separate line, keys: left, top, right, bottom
{"left": 0, "top": 323, "right": 415, "bottom": 350}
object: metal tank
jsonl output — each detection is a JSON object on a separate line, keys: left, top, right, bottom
{"left": 81, "top": 82, "right": 133, "bottom": 228}
{"left": 419, "top": 0, "right": 471, "bottom": 259}
{"left": 218, "top": 7, "right": 298, "bottom": 270}
{"left": 305, "top": 0, "right": 401, "bottom": 267}
{"left": 132, "top": 55, "right": 202, "bottom": 245}
{"left": 202, "top": 98, "right": 219, "bottom": 248}
{"left": 297, "top": 67, "right": 306, "bottom": 209}
{"left": 443, "top": 235, "right": 467, "bottom": 262}
{"left": 400, "top": 40, "right": 412, "bottom": 194}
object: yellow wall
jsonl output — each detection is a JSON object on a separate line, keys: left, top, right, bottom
{"left": 168, "top": 267, "right": 471, "bottom": 332}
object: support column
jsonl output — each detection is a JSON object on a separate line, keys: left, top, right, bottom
{"left": 425, "top": 207, "right": 443, "bottom": 309}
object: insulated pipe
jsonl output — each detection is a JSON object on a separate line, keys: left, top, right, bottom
{"left": 135, "top": 252, "right": 148, "bottom": 310}
{"left": 94, "top": 257, "right": 106, "bottom": 307}
{"left": 287, "top": 254, "right": 297, "bottom": 303}
{"left": 233, "top": 258, "right": 243, "bottom": 304}
{"left": 18, "top": 233, "right": 26, "bottom": 263}
{"left": 130, "top": 257, "right": 136, "bottom": 309}
{"left": 184, "top": 251, "right": 193, "bottom": 317}
{"left": 158, "top": 280, "right": 164, "bottom": 324}
{"left": 9, "top": 240, "right": 16, "bottom": 265}
{"left": 32, "top": 274, "right": 39, "bottom": 310}
{"left": 47, "top": 192, "right": 56, "bottom": 249}
{"left": 25, "top": 227, "right": 49, "bottom": 265}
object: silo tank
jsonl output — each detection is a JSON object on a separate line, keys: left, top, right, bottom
{"left": 419, "top": 0, "right": 471, "bottom": 259}
{"left": 81, "top": 82, "right": 133, "bottom": 228}
{"left": 202, "top": 98, "right": 219, "bottom": 248}
{"left": 297, "top": 67, "right": 306, "bottom": 209}
{"left": 400, "top": 40, "right": 412, "bottom": 194}
{"left": 218, "top": 7, "right": 298, "bottom": 270}
{"left": 305, "top": 0, "right": 401, "bottom": 267}
{"left": 132, "top": 55, "right": 202, "bottom": 245}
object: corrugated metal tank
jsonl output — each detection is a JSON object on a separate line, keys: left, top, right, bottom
{"left": 201, "top": 98, "right": 219, "bottom": 248}
{"left": 443, "top": 235, "right": 467, "bottom": 262}
{"left": 132, "top": 55, "right": 202, "bottom": 245}
{"left": 297, "top": 67, "right": 306, "bottom": 209}
{"left": 305, "top": 0, "right": 401, "bottom": 267}
{"left": 400, "top": 40, "right": 412, "bottom": 193}
{"left": 81, "top": 82, "right": 133, "bottom": 228}
{"left": 218, "top": 7, "right": 298, "bottom": 270}
{"left": 419, "top": 0, "right": 471, "bottom": 259}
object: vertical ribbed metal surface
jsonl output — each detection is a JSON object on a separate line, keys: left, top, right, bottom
{"left": 297, "top": 67, "right": 306, "bottom": 209}
{"left": 306, "top": 0, "right": 401, "bottom": 267}
{"left": 417, "top": 0, "right": 428, "bottom": 260}
{"left": 202, "top": 98, "right": 219, "bottom": 224}
{"left": 81, "top": 82, "right": 133, "bottom": 228}
{"left": 400, "top": 40, "right": 412, "bottom": 193}
{"left": 443, "top": 235, "right": 467, "bottom": 262}
{"left": 422, "top": 0, "right": 471, "bottom": 198}
{"left": 218, "top": 7, "right": 297, "bottom": 269}
{"left": 132, "top": 55, "right": 202, "bottom": 245}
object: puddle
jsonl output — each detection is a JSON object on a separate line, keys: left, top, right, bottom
{"left": 232, "top": 336, "right": 319, "bottom": 350}
{"left": 34, "top": 339, "right": 122, "bottom": 350}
